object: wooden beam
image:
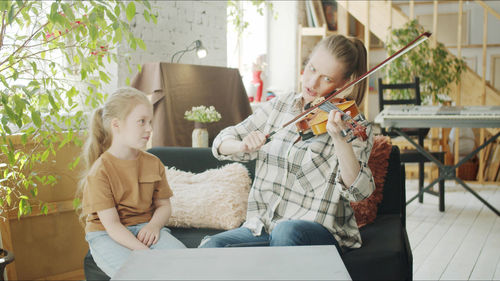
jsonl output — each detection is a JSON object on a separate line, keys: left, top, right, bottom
{"left": 364, "top": 0, "right": 370, "bottom": 116}
{"left": 447, "top": 43, "right": 500, "bottom": 49}
{"left": 432, "top": 0, "right": 438, "bottom": 48}
{"left": 478, "top": 9, "right": 488, "bottom": 183}
{"left": 395, "top": 1, "right": 435, "bottom": 5}
{"left": 338, "top": 3, "right": 349, "bottom": 36}
{"left": 482, "top": 8, "right": 488, "bottom": 106}
{"left": 389, "top": 0, "right": 393, "bottom": 32}
{"left": 455, "top": 0, "right": 463, "bottom": 168}
{"left": 410, "top": 0, "right": 415, "bottom": 20}
{"left": 457, "top": 0, "right": 463, "bottom": 62}
{"left": 475, "top": 0, "right": 500, "bottom": 22}
{"left": 430, "top": 0, "right": 439, "bottom": 147}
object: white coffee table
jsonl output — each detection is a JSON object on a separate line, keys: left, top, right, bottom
{"left": 112, "top": 245, "right": 351, "bottom": 280}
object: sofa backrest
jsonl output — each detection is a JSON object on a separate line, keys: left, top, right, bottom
{"left": 147, "top": 147, "right": 256, "bottom": 180}
{"left": 148, "top": 145, "right": 405, "bottom": 223}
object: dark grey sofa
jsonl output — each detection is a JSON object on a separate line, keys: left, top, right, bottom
{"left": 84, "top": 146, "right": 412, "bottom": 280}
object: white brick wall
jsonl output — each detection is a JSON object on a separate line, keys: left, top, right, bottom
{"left": 115, "top": 0, "right": 227, "bottom": 88}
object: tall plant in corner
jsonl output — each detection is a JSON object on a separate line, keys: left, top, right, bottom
{"left": 0, "top": 0, "right": 156, "bottom": 219}
{"left": 385, "top": 20, "right": 466, "bottom": 103}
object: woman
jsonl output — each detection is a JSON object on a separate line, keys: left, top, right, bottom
{"left": 200, "top": 34, "right": 375, "bottom": 252}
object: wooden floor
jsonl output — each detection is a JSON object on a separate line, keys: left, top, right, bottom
{"left": 406, "top": 179, "right": 500, "bottom": 280}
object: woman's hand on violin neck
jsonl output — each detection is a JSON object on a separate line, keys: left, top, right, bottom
{"left": 240, "top": 131, "right": 267, "bottom": 153}
{"left": 326, "top": 110, "right": 350, "bottom": 141}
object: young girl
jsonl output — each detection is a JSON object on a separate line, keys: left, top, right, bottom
{"left": 200, "top": 34, "right": 375, "bottom": 251}
{"left": 78, "top": 88, "right": 186, "bottom": 278}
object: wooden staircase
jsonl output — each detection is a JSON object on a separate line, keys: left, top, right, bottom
{"left": 337, "top": 0, "right": 500, "bottom": 183}
{"left": 337, "top": 0, "right": 500, "bottom": 110}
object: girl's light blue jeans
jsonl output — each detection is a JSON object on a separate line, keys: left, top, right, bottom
{"left": 198, "top": 220, "right": 342, "bottom": 254}
{"left": 85, "top": 222, "right": 186, "bottom": 278}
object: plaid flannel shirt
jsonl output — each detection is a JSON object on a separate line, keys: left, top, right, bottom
{"left": 212, "top": 92, "right": 375, "bottom": 248}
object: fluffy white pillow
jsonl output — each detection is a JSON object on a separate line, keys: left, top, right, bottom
{"left": 165, "top": 163, "right": 251, "bottom": 230}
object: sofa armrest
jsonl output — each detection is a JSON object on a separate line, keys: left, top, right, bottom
{"left": 377, "top": 146, "right": 406, "bottom": 226}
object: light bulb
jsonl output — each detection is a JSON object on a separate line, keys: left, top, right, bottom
{"left": 197, "top": 48, "right": 207, "bottom": 59}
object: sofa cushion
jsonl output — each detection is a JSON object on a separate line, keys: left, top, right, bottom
{"left": 351, "top": 136, "right": 392, "bottom": 227}
{"left": 342, "top": 214, "right": 410, "bottom": 280}
{"left": 165, "top": 163, "right": 251, "bottom": 230}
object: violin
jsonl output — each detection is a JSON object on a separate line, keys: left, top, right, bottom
{"left": 265, "top": 32, "right": 432, "bottom": 143}
{"left": 295, "top": 98, "right": 369, "bottom": 143}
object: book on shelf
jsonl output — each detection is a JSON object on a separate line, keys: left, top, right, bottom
{"left": 312, "top": 1, "right": 326, "bottom": 28}
{"left": 305, "top": 0, "right": 329, "bottom": 29}
{"left": 322, "top": 0, "right": 338, "bottom": 31}
{"left": 305, "top": 0, "right": 315, "bottom": 27}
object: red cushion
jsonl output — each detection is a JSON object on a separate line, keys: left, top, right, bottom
{"left": 351, "top": 136, "right": 392, "bottom": 228}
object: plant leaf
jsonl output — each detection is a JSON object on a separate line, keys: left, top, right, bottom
{"left": 126, "top": 1, "right": 136, "bottom": 21}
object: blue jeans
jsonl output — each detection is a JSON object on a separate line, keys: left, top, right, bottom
{"left": 85, "top": 222, "right": 186, "bottom": 278}
{"left": 198, "top": 220, "right": 342, "bottom": 254}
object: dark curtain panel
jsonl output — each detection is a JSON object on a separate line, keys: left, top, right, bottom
{"left": 131, "top": 63, "right": 252, "bottom": 147}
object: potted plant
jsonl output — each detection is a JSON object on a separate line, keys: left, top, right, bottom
{"left": 0, "top": 1, "right": 156, "bottom": 276}
{"left": 184, "top": 105, "right": 221, "bottom": 147}
{"left": 384, "top": 20, "right": 467, "bottom": 103}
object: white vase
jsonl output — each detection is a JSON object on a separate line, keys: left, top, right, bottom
{"left": 192, "top": 122, "right": 209, "bottom": 148}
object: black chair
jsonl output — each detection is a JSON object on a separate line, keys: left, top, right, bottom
{"left": 378, "top": 77, "right": 445, "bottom": 211}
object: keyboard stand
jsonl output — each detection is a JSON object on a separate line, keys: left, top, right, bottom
{"left": 389, "top": 127, "right": 500, "bottom": 216}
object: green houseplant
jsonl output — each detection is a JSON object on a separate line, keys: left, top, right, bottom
{"left": 0, "top": 0, "right": 156, "bottom": 221}
{"left": 384, "top": 20, "right": 467, "bottom": 103}
{"left": 184, "top": 105, "right": 222, "bottom": 124}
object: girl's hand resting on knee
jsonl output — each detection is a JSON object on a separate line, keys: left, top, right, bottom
{"left": 137, "top": 223, "right": 161, "bottom": 247}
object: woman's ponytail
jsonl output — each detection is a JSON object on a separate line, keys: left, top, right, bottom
{"left": 349, "top": 38, "right": 367, "bottom": 106}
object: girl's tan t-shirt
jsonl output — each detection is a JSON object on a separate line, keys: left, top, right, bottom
{"left": 82, "top": 150, "right": 173, "bottom": 233}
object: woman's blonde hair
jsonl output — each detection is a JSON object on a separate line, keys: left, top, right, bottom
{"left": 312, "top": 34, "right": 367, "bottom": 105}
{"left": 76, "top": 87, "right": 151, "bottom": 223}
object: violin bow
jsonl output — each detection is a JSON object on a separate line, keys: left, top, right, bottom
{"left": 265, "top": 31, "right": 432, "bottom": 141}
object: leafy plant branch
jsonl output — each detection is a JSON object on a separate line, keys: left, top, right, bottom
{"left": 227, "top": 0, "right": 276, "bottom": 37}
{"left": 0, "top": 0, "right": 157, "bottom": 219}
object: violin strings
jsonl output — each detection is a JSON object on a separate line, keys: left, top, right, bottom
{"left": 319, "top": 101, "right": 355, "bottom": 122}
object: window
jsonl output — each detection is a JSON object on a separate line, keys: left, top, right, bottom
{"left": 227, "top": 1, "right": 268, "bottom": 98}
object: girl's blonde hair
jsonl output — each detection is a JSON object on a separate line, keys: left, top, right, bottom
{"left": 76, "top": 87, "right": 151, "bottom": 223}
{"left": 312, "top": 34, "right": 367, "bottom": 105}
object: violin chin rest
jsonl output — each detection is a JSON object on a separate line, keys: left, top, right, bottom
{"left": 299, "top": 131, "right": 315, "bottom": 141}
